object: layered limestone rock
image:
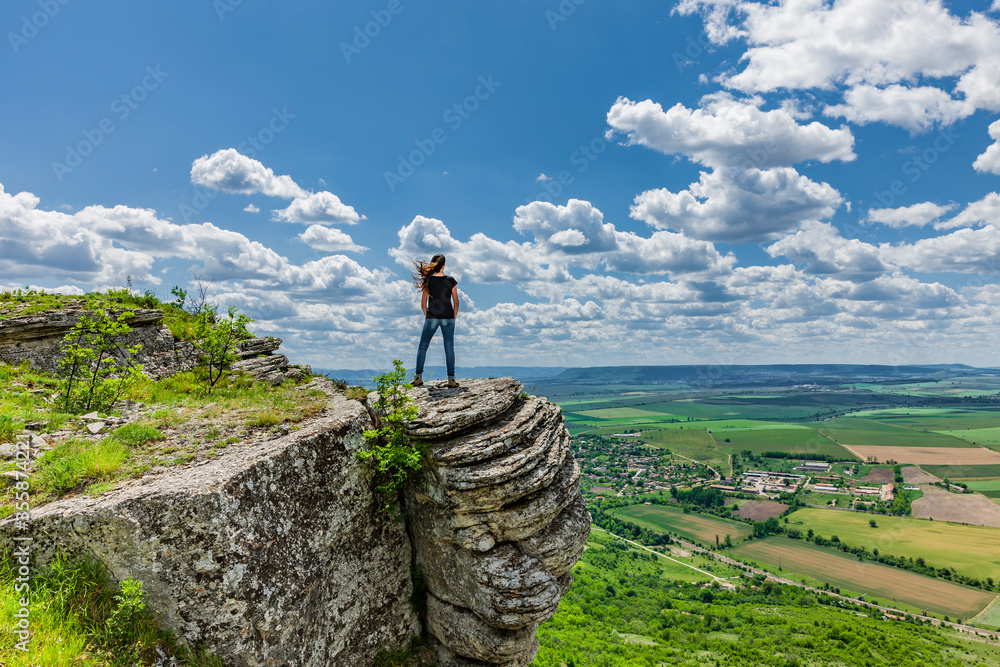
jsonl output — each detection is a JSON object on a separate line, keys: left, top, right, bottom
{"left": 0, "top": 309, "right": 307, "bottom": 384}
{"left": 401, "top": 378, "right": 589, "bottom": 667}
{"left": 0, "top": 307, "right": 196, "bottom": 379}
{"left": 233, "top": 336, "right": 311, "bottom": 385}
{"left": 0, "top": 390, "right": 419, "bottom": 667}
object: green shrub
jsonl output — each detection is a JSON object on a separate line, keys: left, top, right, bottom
{"left": 194, "top": 305, "right": 254, "bottom": 392}
{"left": 57, "top": 307, "right": 144, "bottom": 413}
{"left": 358, "top": 360, "right": 423, "bottom": 512}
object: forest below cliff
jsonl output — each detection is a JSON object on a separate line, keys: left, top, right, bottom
{"left": 534, "top": 530, "right": 1000, "bottom": 667}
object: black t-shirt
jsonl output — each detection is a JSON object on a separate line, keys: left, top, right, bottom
{"left": 425, "top": 275, "right": 458, "bottom": 319}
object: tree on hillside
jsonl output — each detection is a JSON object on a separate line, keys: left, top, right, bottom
{"left": 58, "top": 306, "right": 144, "bottom": 412}
{"left": 195, "top": 305, "right": 254, "bottom": 392}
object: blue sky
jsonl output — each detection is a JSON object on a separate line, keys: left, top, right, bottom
{"left": 2, "top": 0, "right": 1000, "bottom": 370}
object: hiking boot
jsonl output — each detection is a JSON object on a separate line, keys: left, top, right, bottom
{"left": 447, "top": 377, "right": 459, "bottom": 388}
{"left": 411, "top": 375, "right": 423, "bottom": 387}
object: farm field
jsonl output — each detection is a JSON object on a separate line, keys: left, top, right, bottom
{"left": 838, "top": 445, "right": 1000, "bottom": 465}
{"left": 850, "top": 407, "right": 1000, "bottom": 430}
{"left": 851, "top": 377, "right": 1000, "bottom": 397}
{"left": 860, "top": 467, "right": 895, "bottom": 483}
{"left": 732, "top": 537, "right": 997, "bottom": 619}
{"left": 610, "top": 504, "right": 752, "bottom": 545}
{"left": 816, "top": 416, "right": 973, "bottom": 448}
{"left": 964, "top": 479, "right": 1000, "bottom": 492}
{"left": 621, "top": 426, "right": 731, "bottom": 474}
{"left": 799, "top": 491, "right": 851, "bottom": 507}
{"left": 787, "top": 508, "right": 1000, "bottom": 580}
{"left": 938, "top": 427, "right": 1000, "bottom": 448}
{"left": 573, "top": 406, "right": 677, "bottom": 420}
{"left": 732, "top": 499, "right": 787, "bottom": 521}
{"left": 707, "top": 424, "right": 853, "bottom": 458}
{"left": 924, "top": 464, "right": 1000, "bottom": 479}
{"left": 910, "top": 485, "right": 1000, "bottom": 528}
{"left": 901, "top": 466, "right": 939, "bottom": 483}
{"left": 972, "top": 595, "right": 1000, "bottom": 629}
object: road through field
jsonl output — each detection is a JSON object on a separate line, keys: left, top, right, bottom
{"left": 732, "top": 537, "right": 996, "bottom": 619}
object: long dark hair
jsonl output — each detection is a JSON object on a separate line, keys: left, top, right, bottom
{"left": 411, "top": 253, "right": 446, "bottom": 291}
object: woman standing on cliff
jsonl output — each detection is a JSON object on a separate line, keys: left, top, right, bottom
{"left": 411, "top": 253, "right": 460, "bottom": 388}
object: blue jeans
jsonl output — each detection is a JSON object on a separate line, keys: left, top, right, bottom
{"left": 415, "top": 318, "right": 455, "bottom": 377}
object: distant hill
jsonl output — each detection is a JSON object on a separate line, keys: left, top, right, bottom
{"left": 548, "top": 363, "right": 998, "bottom": 387}
{"left": 315, "top": 363, "right": 999, "bottom": 389}
{"left": 313, "top": 366, "right": 568, "bottom": 386}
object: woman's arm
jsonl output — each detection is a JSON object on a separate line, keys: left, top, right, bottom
{"left": 451, "top": 285, "right": 460, "bottom": 318}
{"left": 421, "top": 290, "right": 429, "bottom": 317}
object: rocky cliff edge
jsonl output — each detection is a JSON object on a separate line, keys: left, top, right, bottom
{"left": 0, "top": 378, "right": 588, "bottom": 666}
{"left": 400, "top": 378, "right": 589, "bottom": 667}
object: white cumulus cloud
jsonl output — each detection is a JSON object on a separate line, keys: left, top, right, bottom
{"left": 676, "top": 0, "right": 1000, "bottom": 132}
{"left": 630, "top": 167, "right": 843, "bottom": 244}
{"left": 191, "top": 149, "right": 307, "bottom": 199}
{"left": 865, "top": 202, "right": 955, "bottom": 228}
{"left": 273, "top": 191, "right": 365, "bottom": 226}
{"left": 824, "top": 84, "right": 973, "bottom": 134}
{"left": 973, "top": 119, "right": 1000, "bottom": 175}
{"left": 297, "top": 224, "right": 368, "bottom": 253}
{"left": 606, "top": 94, "right": 855, "bottom": 167}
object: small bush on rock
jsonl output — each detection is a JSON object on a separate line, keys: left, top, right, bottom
{"left": 359, "top": 360, "right": 423, "bottom": 512}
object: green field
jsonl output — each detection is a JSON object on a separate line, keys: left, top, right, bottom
{"left": 800, "top": 491, "right": 852, "bottom": 507}
{"left": 817, "top": 417, "right": 973, "bottom": 448}
{"left": 574, "top": 406, "right": 676, "bottom": 420}
{"left": 963, "top": 478, "right": 1000, "bottom": 492}
{"left": 855, "top": 408, "right": 1000, "bottom": 431}
{"left": 710, "top": 424, "right": 854, "bottom": 458}
{"left": 938, "top": 427, "right": 1000, "bottom": 448}
{"left": 603, "top": 425, "right": 732, "bottom": 473}
{"left": 611, "top": 504, "right": 752, "bottom": 545}
{"left": 787, "top": 508, "right": 1000, "bottom": 579}
{"left": 973, "top": 595, "right": 1000, "bottom": 629}
{"left": 924, "top": 464, "right": 1000, "bottom": 479}
{"left": 732, "top": 537, "right": 997, "bottom": 619}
